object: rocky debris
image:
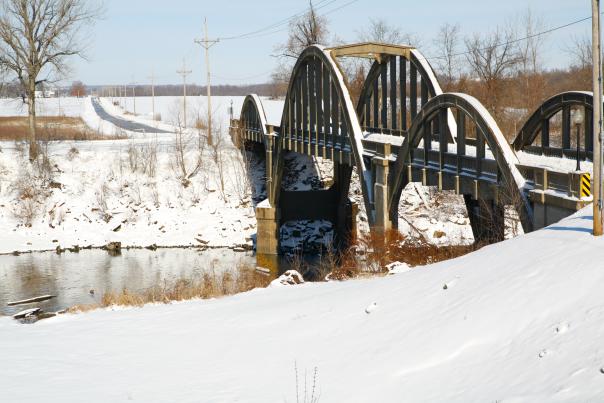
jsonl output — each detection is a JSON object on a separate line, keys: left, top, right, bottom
{"left": 13, "top": 308, "right": 41, "bottom": 319}
{"left": 270, "top": 270, "right": 305, "bottom": 287}
{"left": 385, "top": 261, "right": 412, "bottom": 275}
{"left": 255, "top": 267, "right": 271, "bottom": 276}
{"left": 433, "top": 230, "right": 446, "bottom": 239}
{"left": 12, "top": 307, "right": 64, "bottom": 324}
{"left": 112, "top": 224, "right": 122, "bottom": 232}
{"left": 104, "top": 241, "right": 121, "bottom": 253}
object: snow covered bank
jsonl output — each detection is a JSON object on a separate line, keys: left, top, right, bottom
{"left": 1, "top": 207, "right": 603, "bottom": 402}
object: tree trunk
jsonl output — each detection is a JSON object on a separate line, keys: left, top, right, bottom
{"left": 27, "top": 78, "right": 38, "bottom": 161}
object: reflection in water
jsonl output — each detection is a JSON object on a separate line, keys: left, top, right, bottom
{"left": 0, "top": 249, "right": 258, "bottom": 316}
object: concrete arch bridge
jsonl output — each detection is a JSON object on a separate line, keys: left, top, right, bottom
{"left": 229, "top": 43, "right": 593, "bottom": 255}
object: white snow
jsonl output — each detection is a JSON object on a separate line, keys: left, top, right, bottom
{"left": 0, "top": 97, "right": 86, "bottom": 117}
{"left": 1, "top": 206, "right": 603, "bottom": 401}
{"left": 0, "top": 96, "right": 261, "bottom": 253}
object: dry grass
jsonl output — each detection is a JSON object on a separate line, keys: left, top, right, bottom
{"left": 68, "top": 263, "right": 271, "bottom": 312}
{"left": 0, "top": 116, "right": 124, "bottom": 141}
{"left": 326, "top": 229, "right": 478, "bottom": 280}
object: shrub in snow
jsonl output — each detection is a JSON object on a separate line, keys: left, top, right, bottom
{"left": 270, "top": 270, "right": 304, "bottom": 287}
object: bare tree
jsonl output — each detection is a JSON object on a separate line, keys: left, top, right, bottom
{"left": 271, "top": 1, "right": 329, "bottom": 98}
{"left": 566, "top": 34, "right": 592, "bottom": 70}
{"left": 465, "top": 25, "right": 521, "bottom": 117}
{"left": 433, "top": 23, "right": 461, "bottom": 91}
{"left": 277, "top": 1, "right": 329, "bottom": 59}
{"left": 356, "top": 18, "right": 419, "bottom": 46}
{"left": 517, "top": 8, "right": 545, "bottom": 116}
{"left": 0, "top": 0, "right": 102, "bottom": 160}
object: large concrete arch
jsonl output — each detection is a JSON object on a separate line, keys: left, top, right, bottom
{"left": 273, "top": 44, "right": 373, "bottom": 223}
{"left": 355, "top": 46, "right": 457, "bottom": 141}
{"left": 389, "top": 93, "right": 533, "bottom": 235}
{"left": 512, "top": 91, "right": 593, "bottom": 160}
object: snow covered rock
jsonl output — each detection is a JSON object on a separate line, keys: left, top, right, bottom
{"left": 385, "top": 261, "right": 412, "bottom": 275}
{"left": 270, "top": 270, "right": 304, "bottom": 287}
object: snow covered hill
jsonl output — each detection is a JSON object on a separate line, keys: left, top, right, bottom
{"left": 1, "top": 206, "right": 603, "bottom": 402}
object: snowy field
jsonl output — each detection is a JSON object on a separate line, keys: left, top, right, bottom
{"left": 0, "top": 97, "right": 85, "bottom": 117}
{"left": 105, "top": 94, "right": 284, "bottom": 130}
{"left": 0, "top": 96, "right": 262, "bottom": 253}
{"left": 1, "top": 206, "right": 603, "bottom": 402}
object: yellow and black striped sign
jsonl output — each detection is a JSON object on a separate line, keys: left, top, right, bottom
{"left": 581, "top": 173, "right": 591, "bottom": 198}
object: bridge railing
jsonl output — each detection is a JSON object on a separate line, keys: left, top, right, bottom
{"left": 517, "top": 164, "right": 592, "bottom": 205}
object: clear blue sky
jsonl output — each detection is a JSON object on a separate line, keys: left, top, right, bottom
{"left": 70, "top": 0, "right": 589, "bottom": 86}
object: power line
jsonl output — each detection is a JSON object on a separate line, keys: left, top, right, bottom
{"left": 421, "top": 15, "right": 593, "bottom": 63}
{"left": 218, "top": 0, "right": 339, "bottom": 41}
{"left": 234, "top": 0, "right": 362, "bottom": 41}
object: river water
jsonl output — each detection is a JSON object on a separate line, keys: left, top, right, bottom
{"left": 0, "top": 248, "right": 263, "bottom": 316}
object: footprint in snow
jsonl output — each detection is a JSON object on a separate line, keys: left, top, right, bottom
{"left": 555, "top": 322, "right": 570, "bottom": 334}
{"left": 443, "top": 276, "right": 460, "bottom": 290}
{"left": 538, "top": 349, "right": 551, "bottom": 358}
{"left": 365, "top": 302, "right": 378, "bottom": 314}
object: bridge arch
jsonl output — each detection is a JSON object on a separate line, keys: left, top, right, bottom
{"left": 512, "top": 91, "right": 593, "bottom": 160}
{"left": 272, "top": 45, "right": 373, "bottom": 226}
{"left": 389, "top": 93, "right": 533, "bottom": 237}
{"left": 238, "top": 94, "right": 270, "bottom": 147}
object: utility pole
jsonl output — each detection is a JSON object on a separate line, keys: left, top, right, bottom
{"left": 593, "top": 0, "right": 603, "bottom": 236}
{"left": 131, "top": 77, "right": 137, "bottom": 115}
{"left": 195, "top": 18, "right": 219, "bottom": 145}
{"left": 147, "top": 70, "right": 156, "bottom": 121}
{"left": 177, "top": 59, "right": 192, "bottom": 128}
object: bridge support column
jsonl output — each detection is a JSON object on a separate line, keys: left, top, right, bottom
{"left": 372, "top": 142, "right": 392, "bottom": 232}
{"left": 464, "top": 195, "right": 504, "bottom": 244}
{"left": 255, "top": 204, "right": 280, "bottom": 255}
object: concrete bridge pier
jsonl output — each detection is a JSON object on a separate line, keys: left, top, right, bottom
{"left": 255, "top": 204, "right": 281, "bottom": 255}
{"left": 371, "top": 143, "right": 393, "bottom": 233}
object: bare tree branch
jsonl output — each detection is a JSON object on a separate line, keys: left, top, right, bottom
{"left": 0, "top": 0, "right": 103, "bottom": 160}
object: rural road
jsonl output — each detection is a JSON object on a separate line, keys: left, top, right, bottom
{"left": 91, "top": 97, "right": 170, "bottom": 134}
